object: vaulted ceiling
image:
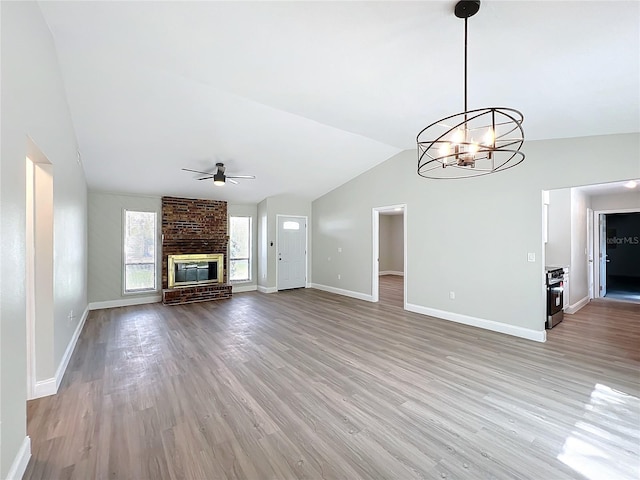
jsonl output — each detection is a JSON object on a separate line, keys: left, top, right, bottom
{"left": 39, "top": 1, "right": 640, "bottom": 204}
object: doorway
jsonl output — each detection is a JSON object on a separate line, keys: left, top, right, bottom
{"left": 25, "top": 141, "right": 54, "bottom": 399}
{"left": 596, "top": 212, "right": 640, "bottom": 302}
{"left": 372, "top": 204, "right": 407, "bottom": 308}
{"left": 276, "top": 215, "right": 307, "bottom": 291}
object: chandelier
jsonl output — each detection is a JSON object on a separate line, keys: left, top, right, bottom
{"left": 417, "top": 1, "right": 525, "bottom": 179}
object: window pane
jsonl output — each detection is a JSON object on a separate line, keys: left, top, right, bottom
{"left": 283, "top": 221, "right": 299, "bottom": 230}
{"left": 124, "top": 210, "right": 156, "bottom": 292}
{"left": 230, "top": 259, "right": 250, "bottom": 282}
{"left": 230, "top": 217, "right": 250, "bottom": 258}
{"left": 125, "top": 211, "right": 156, "bottom": 263}
{"left": 125, "top": 264, "right": 155, "bottom": 291}
{"left": 229, "top": 215, "right": 251, "bottom": 282}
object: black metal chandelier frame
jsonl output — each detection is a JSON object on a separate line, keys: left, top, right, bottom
{"left": 417, "top": 0, "right": 525, "bottom": 179}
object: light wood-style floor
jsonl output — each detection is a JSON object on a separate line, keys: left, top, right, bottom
{"left": 24, "top": 290, "right": 640, "bottom": 480}
{"left": 379, "top": 274, "right": 404, "bottom": 308}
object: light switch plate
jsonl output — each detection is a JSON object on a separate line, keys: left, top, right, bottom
{"left": 527, "top": 252, "right": 535, "bottom": 262}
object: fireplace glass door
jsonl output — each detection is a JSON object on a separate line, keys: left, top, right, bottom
{"left": 168, "top": 253, "right": 224, "bottom": 288}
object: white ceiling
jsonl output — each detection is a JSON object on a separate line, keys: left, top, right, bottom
{"left": 575, "top": 180, "right": 640, "bottom": 197}
{"left": 39, "top": 1, "right": 640, "bottom": 204}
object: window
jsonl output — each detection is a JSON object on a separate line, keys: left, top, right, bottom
{"left": 229, "top": 216, "right": 251, "bottom": 282}
{"left": 283, "top": 221, "right": 300, "bottom": 230}
{"left": 124, "top": 210, "right": 157, "bottom": 292}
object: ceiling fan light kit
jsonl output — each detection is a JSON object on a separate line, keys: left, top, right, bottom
{"left": 417, "top": 0, "right": 525, "bottom": 180}
{"left": 213, "top": 171, "right": 226, "bottom": 186}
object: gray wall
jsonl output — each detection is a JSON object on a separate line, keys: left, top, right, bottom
{"left": 312, "top": 134, "right": 639, "bottom": 334}
{"left": 379, "top": 214, "right": 403, "bottom": 273}
{"left": 88, "top": 192, "right": 162, "bottom": 304}
{"left": 1, "top": 2, "right": 88, "bottom": 475}
{"left": 88, "top": 192, "right": 258, "bottom": 304}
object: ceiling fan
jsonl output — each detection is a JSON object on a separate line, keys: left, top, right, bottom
{"left": 182, "top": 163, "right": 255, "bottom": 186}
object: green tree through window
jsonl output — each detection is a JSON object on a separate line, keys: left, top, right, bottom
{"left": 230, "top": 216, "right": 251, "bottom": 282}
{"left": 124, "top": 210, "right": 156, "bottom": 292}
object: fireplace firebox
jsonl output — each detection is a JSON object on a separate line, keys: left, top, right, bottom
{"left": 168, "top": 253, "right": 224, "bottom": 288}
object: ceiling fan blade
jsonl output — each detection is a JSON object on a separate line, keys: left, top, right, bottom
{"left": 227, "top": 178, "right": 238, "bottom": 185}
{"left": 182, "top": 168, "right": 214, "bottom": 176}
{"left": 197, "top": 176, "right": 215, "bottom": 180}
{"left": 226, "top": 175, "right": 256, "bottom": 179}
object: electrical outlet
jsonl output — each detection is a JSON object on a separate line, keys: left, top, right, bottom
{"left": 338, "top": 247, "right": 342, "bottom": 253}
{"left": 328, "top": 256, "right": 331, "bottom": 262}
{"left": 449, "top": 291, "right": 455, "bottom": 300}
{"left": 338, "top": 274, "right": 341, "bottom": 280}
{"left": 67, "top": 310, "right": 75, "bottom": 325}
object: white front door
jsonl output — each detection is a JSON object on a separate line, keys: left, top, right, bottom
{"left": 599, "top": 214, "right": 607, "bottom": 297}
{"left": 277, "top": 216, "right": 307, "bottom": 290}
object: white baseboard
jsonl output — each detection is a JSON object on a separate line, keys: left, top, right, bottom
{"left": 405, "top": 303, "right": 546, "bottom": 343}
{"left": 6, "top": 436, "right": 31, "bottom": 480}
{"left": 257, "top": 286, "right": 277, "bottom": 294}
{"left": 379, "top": 271, "right": 404, "bottom": 276}
{"left": 309, "top": 283, "right": 374, "bottom": 302}
{"left": 32, "top": 305, "right": 90, "bottom": 399}
{"left": 55, "top": 305, "right": 89, "bottom": 390}
{"left": 88, "top": 294, "right": 161, "bottom": 310}
{"left": 232, "top": 284, "right": 258, "bottom": 293}
{"left": 565, "top": 296, "right": 590, "bottom": 314}
{"left": 33, "top": 378, "right": 56, "bottom": 398}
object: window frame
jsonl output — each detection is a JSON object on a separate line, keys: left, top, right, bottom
{"left": 229, "top": 215, "right": 252, "bottom": 283}
{"left": 122, "top": 209, "right": 158, "bottom": 294}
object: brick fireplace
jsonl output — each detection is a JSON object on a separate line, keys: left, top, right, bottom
{"left": 161, "top": 196, "right": 232, "bottom": 305}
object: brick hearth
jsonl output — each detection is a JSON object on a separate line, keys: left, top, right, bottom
{"left": 162, "top": 196, "right": 232, "bottom": 304}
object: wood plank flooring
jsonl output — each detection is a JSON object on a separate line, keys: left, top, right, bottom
{"left": 378, "top": 274, "right": 403, "bottom": 308}
{"left": 24, "top": 291, "right": 640, "bottom": 480}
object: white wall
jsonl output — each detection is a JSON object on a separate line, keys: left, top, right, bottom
{"left": 569, "top": 189, "right": 591, "bottom": 305}
{"left": 591, "top": 191, "right": 640, "bottom": 211}
{"left": 88, "top": 192, "right": 162, "bottom": 305}
{"left": 379, "top": 214, "right": 403, "bottom": 273}
{"left": 32, "top": 162, "right": 55, "bottom": 381}
{"left": 312, "top": 134, "right": 639, "bottom": 339}
{"left": 88, "top": 192, "right": 258, "bottom": 304}
{"left": 545, "top": 189, "right": 571, "bottom": 268}
{"left": 1, "top": 2, "right": 88, "bottom": 476}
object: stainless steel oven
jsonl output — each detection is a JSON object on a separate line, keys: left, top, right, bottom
{"left": 546, "top": 267, "right": 564, "bottom": 329}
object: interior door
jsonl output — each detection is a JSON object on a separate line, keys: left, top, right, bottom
{"left": 277, "top": 216, "right": 307, "bottom": 290}
{"left": 599, "top": 214, "right": 607, "bottom": 297}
